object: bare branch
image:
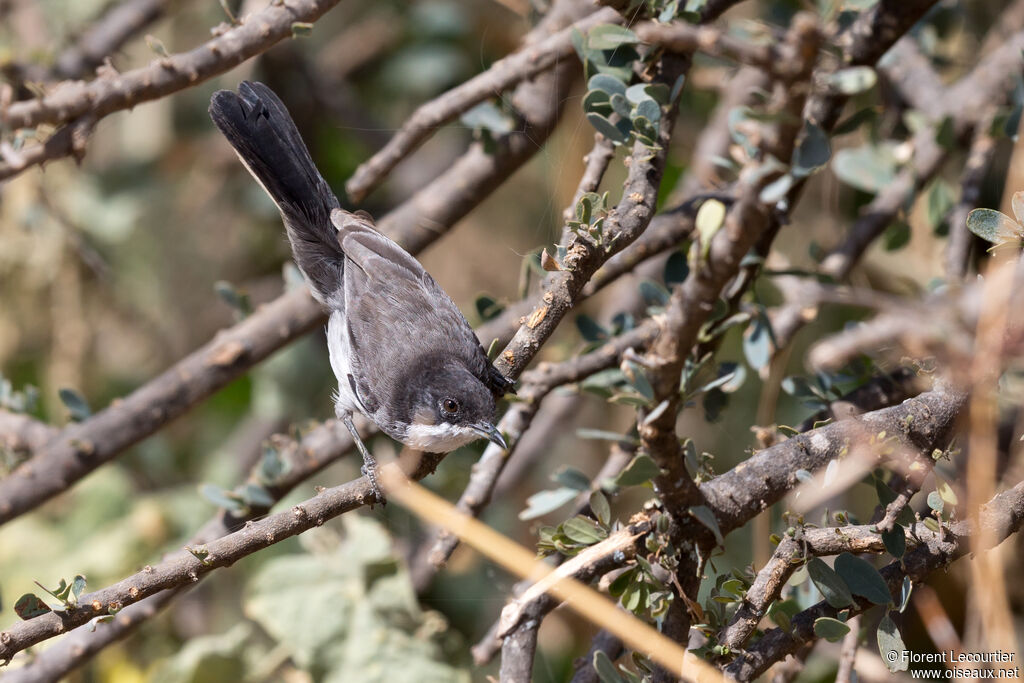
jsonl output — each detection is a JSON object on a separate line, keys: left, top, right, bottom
{"left": 0, "top": 0, "right": 344, "bottom": 179}
{"left": 0, "top": 287, "right": 324, "bottom": 526}
{"left": 702, "top": 389, "right": 965, "bottom": 536}
{"left": 726, "top": 481, "right": 1024, "bottom": 680}
{"left": 0, "top": 411, "right": 56, "bottom": 454}
{"left": 54, "top": 0, "right": 169, "bottom": 80}
{"left": 0, "top": 115, "right": 93, "bottom": 180}
{"left": 0, "top": 447, "right": 450, "bottom": 661}
{"left": 344, "top": 7, "right": 621, "bottom": 201}
{"left": 640, "top": 14, "right": 820, "bottom": 521}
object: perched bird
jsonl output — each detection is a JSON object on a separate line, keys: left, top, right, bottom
{"left": 208, "top": 81, "right": 513, "bottom": 501}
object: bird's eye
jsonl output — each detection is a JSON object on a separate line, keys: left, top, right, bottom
{"left": 440, "top": 398, "right": 460, "bottom": 416}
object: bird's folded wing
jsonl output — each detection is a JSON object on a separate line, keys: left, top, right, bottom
{"left": 332, "top": 210, "right": 429, "bottom": 282}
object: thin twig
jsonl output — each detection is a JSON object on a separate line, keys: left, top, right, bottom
{"left": 0, "top": 0, "right": 344, "bottom": 175}
{"left": 344, "top": 7, "right": 621, "bottom": 201}
{"left": 726, "top": 481, "right": 1024, "bottom": 680}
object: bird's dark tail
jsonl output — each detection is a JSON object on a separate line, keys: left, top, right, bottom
{"left": 209, "top": 81, "right": 343, "bottom": 304}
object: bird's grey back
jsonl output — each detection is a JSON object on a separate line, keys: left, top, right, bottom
{"left": 332, "top": 210, "right": 493, "bottom": 414}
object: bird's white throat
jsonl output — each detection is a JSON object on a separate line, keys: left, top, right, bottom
{"left": 403, "top": 423, "right": 481, "bottom": 452}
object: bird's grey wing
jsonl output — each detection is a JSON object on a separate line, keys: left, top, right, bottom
{"left": 331, "top": 210, "right": 492, "bottom": 409}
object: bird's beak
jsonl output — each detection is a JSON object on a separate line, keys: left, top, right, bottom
{"left": 472, "top": 421, "right": 507, "bottom": 450}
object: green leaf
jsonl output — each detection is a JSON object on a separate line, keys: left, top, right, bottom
{"left": 58, "top": 387, "right": 92, "bottom": 421}
{"left": 814, "top": 616, "right": 851, "bottom": 642}
{"left": 461, "top": 101, "right": 513, "bottom": 134}
{"left": 213, "top": 280, "right": 252, "bottom": 319}
{"left": 587, "top": 24, "right": 639, "bottom": 49}
{"left": 878, "top": 612, "right": 909, "bottom": 671}
{"left": 688, "top": 505, "right": 724, "bottom": 546}
{"left": 474, "top": 294, "right": 504, "bottom": 321}
{"left": 834, "top": 552, "right": 892, "bottom": 605}
{"left": 695, "top": 363, "right": 746, "bottom": 395}
{"left": 200, "top": 483, "right": 247, "bottom": 513}
{"left": 926, "top": 180, "right": 955, "bottom": 234}
{"left": 881, "top": 526, "right": 906, "bottom": 558}
{"left": 759, "top": 173, "right": 794, "bottom": 204}
{"left": 553, "top": 466, "right": 591, "bottom": 491}
{"left": 520, "top": 487, "right": 578, "bottom": 520}
{"left": 767, "top": 598, "right": 799, "bottom": 631}
{"left": 624, "top": 361, "right": 654, "bottom": 401}
{"left": 664, "top": 250, "right": 689, "bottom": 286}
{"left": 583, "top": 89, "right": 612, "bottom": 115}
{"left": 826, "top": 66, "right": 877, "bottom": 94}
{"left": 633, "top": 98, "right": 661, "bottom": 124}
{"left": 576, "top": 314, "right": 609, "bottom": 342}
{"left": 608, "top": 568, "right": 637, "bottom": 597}
{"left": 793, "top": 123, "right": 831, "bottom": 177}
{"left": 562, "top": 515, "right": 609, "bottom": 544}
{"left": 610, "top": 93, "right": 631, "bottom": 119}
{"left": 592, "top": 47, "right": 639, "bottom": 82}
{"left": 586, "top": 112, "right": 629, "bottom": 143}
{"left": 244, "top": 516, "right": 467, "bottom": 679}
{"left": 935, "top": 115, "right": 956, "bottom": 150}
{"left": 834, "top": 106, "right": 878, "bottom": 135}
{"left": 832, "top": 144, "right": 898, "bottom": 193}
{"left": 806, "top": 557, "right": 854, "bottom": 608}
{"left": 14, "top": 593, "right": 51, "bottom": 620}
{"left": 238, "top": 483, "right": 275, "bottom": 508}
{"left": 258, "top": 444, "right": 288, "bottom": 484}
{"left": 966, "top": 208, "right": 1022, "bottom": 245}
{"left": 593, "top": 650, "right": 626, "bottom": 683}
{"left": 927, "top": 490, "right": 944, "bottom": 513}
{"left": 71, "top": 575, "right": 87, "bottom": 604}
{"left": 639, "top": 280, "right": 669, "bottom": 306}
{"left": 589, "top": 490, "right": 611, "bottom": 527}
{"left": 883, "top": 220, "right": 911, "bottom": 251}
{"left": 613, "top": 454, "right": 662, "bottom": 487}
{"left": 588, "top": 73, "right": 626, "bottom": 96}
{"left": 743, "top": 315, "right": 773, "bottom": 371}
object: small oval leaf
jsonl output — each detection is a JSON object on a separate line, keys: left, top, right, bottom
{"left": 15, "top": 593, "right": 52, "bottom": 620}
{"left": 814, "top": 616, "right": 851, "bottom": 642}
{"left": 834, "top": 552, "right": 892, "bottom": 605}
{"left": 966, "top": 208, "right": 1021, "bottom": 245}
{"left": 806, "top": 557, "right": 854, "bottom": 608}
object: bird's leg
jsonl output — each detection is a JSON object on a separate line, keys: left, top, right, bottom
{"left": 340, "top": 413, "right": 386, "bottom": 506}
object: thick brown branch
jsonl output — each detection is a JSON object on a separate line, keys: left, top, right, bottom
{"left": 0, "top": 410, "right": 56, "bottom": 457}
{"left": 702, "top": 389, "right": 965, "bottom": 536}
{"left": 1, "top": 0, "right": 342, "bottom": 133}
{"left": 0, "top": 287, "right": 324, "bottom": 526}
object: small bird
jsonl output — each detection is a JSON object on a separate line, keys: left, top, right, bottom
{"left": 209, "top": 81, "right": 513, "bottom": 502}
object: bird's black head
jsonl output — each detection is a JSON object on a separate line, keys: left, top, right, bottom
{"left": 399, "top": 358, "right": 507, "bottom": 453}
